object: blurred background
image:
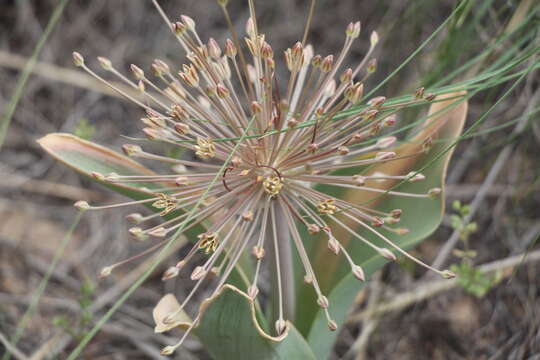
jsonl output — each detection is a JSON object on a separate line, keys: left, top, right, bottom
{"left": 1, "top": 0, "right": 539, "bottom": 359}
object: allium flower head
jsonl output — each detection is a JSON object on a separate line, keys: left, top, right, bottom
{"left": 72, "top": 0, "right": 454, "bottom": 354}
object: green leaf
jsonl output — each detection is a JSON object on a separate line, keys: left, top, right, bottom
{"left": 298, "top": 92, "right": 468, "bottom": 355}
{"left": 158, "top": 285, "right": 316, "bottom": 360}
{"left": 38, "top": 133, "right": 163, "bottom": 200}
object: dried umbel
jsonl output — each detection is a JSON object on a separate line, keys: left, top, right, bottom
{"left": 73, "top": 0, "right": 454, "bottom": 354}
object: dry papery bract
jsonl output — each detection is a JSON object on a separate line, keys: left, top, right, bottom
{"left": 72, "top": 0, "right": 454, "bottom": 354}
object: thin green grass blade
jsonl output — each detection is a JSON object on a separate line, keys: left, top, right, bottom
{"left": 0, "top": 0, "right": 71, "bottom": 149}
{"left": 2, "top": 211, "right": 83, "bottom": 360}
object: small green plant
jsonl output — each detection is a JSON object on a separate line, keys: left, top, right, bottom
{"left": 73, "top": 118, "right": 95, "bottom": 140}
{"left": 52, "top": 281, "right": 95, "bottom": 341}
{"left": 450, "top": 200, "right": 498, "bottom": 298}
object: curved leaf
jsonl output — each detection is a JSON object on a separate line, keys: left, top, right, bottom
{"left": 297, "top": 92, "right": 468, "bottom": 352}
{"left": 38, "top": 133, "right": 164, "bottom": 200}
{"left": 157, "top": 285, "right": 316, "bottom": 360}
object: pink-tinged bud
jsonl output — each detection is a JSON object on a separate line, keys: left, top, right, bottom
{"left": 307, "top": 224, "right": 320, "bottom": 235}
{"left": 425, "top": 93, "right": 437, "bottom": 101}
{"left": 292, "top": 42, "right": 303, "bottom": 58}
{"left": 415, "top": 87, "right": 425, "bottom": 99}
{"left": 122, "top": 144, "right": 142, "bottom": 156}
{"left": 375, "top": 151, "right": 396, "bottom": 161}
{"left": 376, "top": 136, "right": 396, "bottom": 149}
{"left": 340, "top": 68, "right": 353, "bottom": 83}
{"left": 149, "top": 227, "right": 167, "bottom": 238}
{"left": 383, "top": 114, "right": 397, "bottom": 127}
{"left": 91, "top": 171, "right": 105, "bottom": 181}
{"left": 99, "top": 266, "right": 113, "bottom": 278}
{"left": 126, "top": 213, "right": 143, "bottom": 224}
{"left": 174, "top": 122, "right": 190, "bottom": 135}
{"left": 352, "top": 265, "right": 365, "bottom": 281}
{"left": 252, "top": 246, "right": 265, "bottom": 260}
{"left": 160, "top": 346, "right": 176, "bottom": 356}
{"left": 328, "top": 237, "right": 340, "bottom": 255}
{"left": 370, "top": 31, "right": 379, "bottom": 46}
{"left": 242, "top": 210, "right": 254, "bottom": 222}
{"left": 368, "top": 96, "right": 386, "bottom": 108}
{"left": 248, "top": 285, "right": 259, "bottom": 299}
{"left": 338, "top": 146, "right": 350, "bottom": 155}
{"left": 130, "top": 64, "right": 145, "bottom": 80}
{"left": 216, "top": 84, "right": 230, "bottom": 98}
{"left": 304, "top": 274, "right": 313, "bottom": 284}
{"left": 97, "top": 56, "right": 112, "bottom": 70}
{"left": 367, "top": 58, "right": 377, "bottom": 73}
{"left": 441, "top": 270, "right": 457, "bottom": 279}
{"left": 266, "top": 57, "right": 275, "bottom": 69}
{"left": 317, "top": 295, "right": 329, "bottom": 309}
{"left": 175, "top": 260, "right": 186, "bottom": 269}
{"left": 162, "top": 266, "right": 179, "bottom": 281}
{"left": 371, "top": 217, "right": 384, "bottom": 227}
{"left": 353, "top": 21, "right": 361, "bottom": 38}
{"left": 225, "top": 39, "right": 237, "bottom": 57}
{"left": 137, "top": 80, "right": 145, "bottom": 93}
{"left": 345, "top": 82, "right": 363, "bottom": 104}
{"left": 407, "top": 172, "right": 425, "bottom": 182}
{"left": 153, "top": 59, "right": 169, "bottom": 74}
{"left": 275, "top": 319, "right": 287, "bottom": 335}
{"left": 378, "top": 248, "right": 397, "bottom": 261}
{"left": 328, "top": 319, "right": 338, "bottom": 331}
{"left": 230, "top": 156, "right": 242, "bottom": 168}
{"left": 208, "top": 38, "right": 222, "bottom": 59}
{"left": 181, "top": 15, "right": 196, "bottom": 31}
{"left": 321, "top": 55, "right": 334, "bottom": 73}
{"left": 353, "top": 175, "right": 366, "bottom": 186}
{"left": 190, "top": 266, "right": 207, "bottom": 281}
{"left": 72, "top": 52, "right": 84, "bottom": 67}
{"left": 74, "top": 200, "right": 90, "bottom": 210}
{"left": 364, "top": 109, "right": 379, "bottom": 121}
{"left": 346, "top": 22, "right": 356, "bottom": 37}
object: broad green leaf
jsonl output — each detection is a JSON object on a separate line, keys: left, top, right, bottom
{"left": 296, "top": 92, "right": 468, "bottom": 348}
{"left": 38, "top": 133, "right": 164, "bottom": 199}
{"left": 158, "top": 285, "right": 316, "bottom": 360}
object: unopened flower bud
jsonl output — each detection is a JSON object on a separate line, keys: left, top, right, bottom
{"left": 317, "top": 295, "right": 329, "bottom": 309}
{"left": 425, "top": 93, "right": 437, "bottom": 101}
{"left": 208, "top": 38, "right": 221, "bottom": 59}
{"left": 74, "top": 200, "right": 90, "bottom": 210}
{"left": 72, "top": 52, "right": 84, "bottom": 67}
{"left": 190, "top": 266, "right": 207, "bottom": 281}
{"left": 375, "top": 151, "right": 396, "bottom": 161}
{"left": 252, "top": 246, "right": 265, "bottom": 260}
{"left": 441, "top": 270, "right": 456, "bottom": 279}
{"left": 307, "top": 224, "right": 320, "bottom": 234}
{"left": 352, "top": 265, "right": 365, "bottom": 281}
{"left": 304, "top": 274, "right": 313, "bottom": 284}
{"left": 126, "top": 213, "right": 144, "bottom": 224}
{"left": 311, "top": 55, "right": 322, "bottom": 68}
{"left": 99, "top": 266, "right": 113, "bottom": 278}
{"left": 160, "top": 346, "right": 176, "bottom": 356}
{"left": 321, "top": 55, "right": 334, "bottom": 73}
{"left": 328, "top": 237, "right": 340, "bottom": 255}
{"left": 273, "top": 319, "right": 287, "bottom": 336}
{"left": 225, "top": 39, "right": 237, "bottom": 57}
{"left": 338, "top": 146, "right": 350, "bottom": 155}
{"left": 415, "top": 87, "right": 425, "bottom": 99}
{"left": 130, "top": 64, "right": 145, "bottom": 80}
{"left": 407, "top": 172, "right": 425, "bottom": 182}
{"left": 378, "top": 248, "right": 397, "bottom": 261}
{"left": 122, "top": 144, "right": 142, "bottom": 156}
{"left": 367, "top": 58, "right": 377, "bottom": 73}
{"left": 162, "top": 266, "right": 180, "bottom": 281}
{"left": 370, "top": 31, "right": 379, "bottom": 46}
{"left": 181, "top": 15, "right": 196, "bottom": 31}
{"left": 328, "top": 319, "right": 338, "bottom": 331}
{"left": 97, "top": 56, "right": 112, "bottom": 71}
{"left": 340, "top": 68, "right": 353, "bottom": 83}
{"left": 428, "top": 187, "right": 442, "bottom": 198}
{"left": 368, "top": 96, "right": 386, "bottom": 108}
